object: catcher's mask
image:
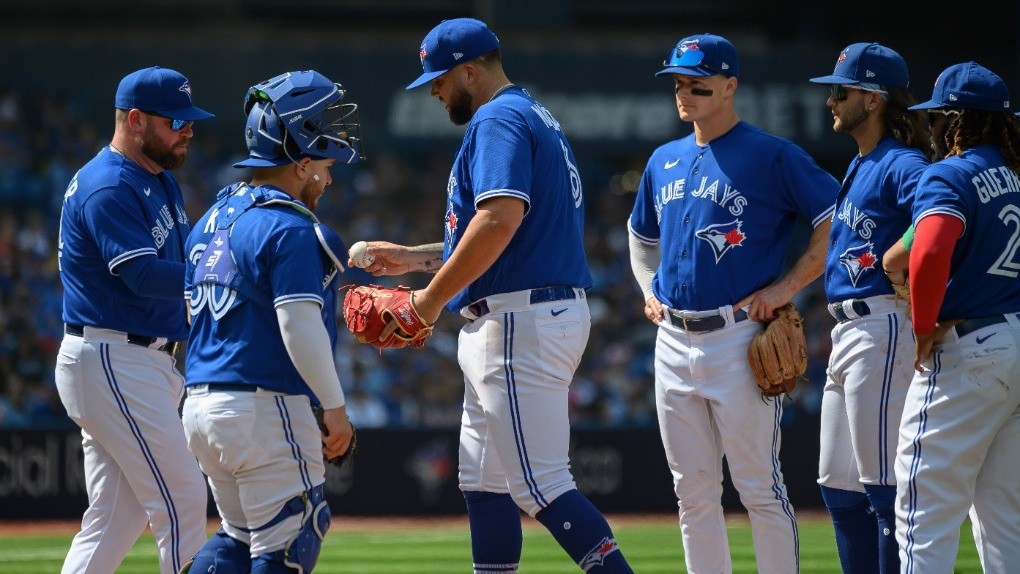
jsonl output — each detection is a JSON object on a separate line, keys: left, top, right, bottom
{"left": 234, "top": 70, "right": 363, "bottom": 168}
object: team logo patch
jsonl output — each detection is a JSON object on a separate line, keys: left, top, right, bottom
{"left": 695, "top": 219, "right": 746, "bottom": 262}
{"left": 406, "top": 439, "right": 454, "bottom": 505}
{"left": 445, "top": 208, "right": 458, "bottom": 242}
{"left": 838, "top": 242, "right": 878, "bottom": 287}
{"left": 579, "top": 537, "right": 620, "bottom": 571}
{"left": 836, "top": 49, "right": 848, "bottom": 67}
{"left": 419, "top": 44, "right": 428, "bottom": 66}
{"left": 179, "top": 81, "right": 193, "bottom": 101}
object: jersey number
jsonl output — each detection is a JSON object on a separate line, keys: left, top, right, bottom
{"left": 988, "top": 204, "right": 1020, "bottom": 278}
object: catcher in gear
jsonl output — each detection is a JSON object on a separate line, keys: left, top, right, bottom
{"left": 747, "top": 302, "right": 808, "bottom": 398}
{"left": 341, "top": 284, "right": 433, "bottom": 349}
{"left": 181, "top": 70, "right": 358, "bottom": 574}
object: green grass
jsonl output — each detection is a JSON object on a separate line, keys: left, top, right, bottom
{"left": 0, "top": 514, "right": 982, "bottom": 573}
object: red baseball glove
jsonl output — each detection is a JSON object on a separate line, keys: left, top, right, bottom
{"left": 341, "top": 284, "right": 433, "bottom": 350}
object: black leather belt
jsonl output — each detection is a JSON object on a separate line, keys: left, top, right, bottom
{"left": 201, "top": 383, "right": 257, "bottom": 393}
{"left": 65, "top": 323, "right": 182, "bottom": 356}
{"left": 830, "top": 300, "right": 872, "bottom": 323}
{"left": 667, "top": 309, "right": 748, "bottom": 333}
{"left": 467, "top": 286, "right": 578, "bottom": 317}
{"left": 954, "top": 314, "right": 1015, "bottom": 338}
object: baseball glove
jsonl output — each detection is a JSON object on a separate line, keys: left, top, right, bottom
{"left": 890, "top": 280, "right": 911, "bottom": 320}
{"left": 747, "top": 303, "right": 808, "bottom": 398}
{"left": 312, "top": 405, "right": 357, "bottom": 468}
{"left": 341, "top": 284, "right": 433, "bottom": 350}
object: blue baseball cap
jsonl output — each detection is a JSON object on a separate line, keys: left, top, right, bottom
{"left": 406, "top": 18, "right": 500, "bottom": 90}
{"left": 115, "top": 66, "right": 214, "bottom": 121}
{"left": 809, "top": 43, "right": 909, "bottom": 89}
{"left": 656, "top": 34, "right": 739, "bottom": 78}
{"left": 909, "top": 62, "right": 1011, "bottom": 111}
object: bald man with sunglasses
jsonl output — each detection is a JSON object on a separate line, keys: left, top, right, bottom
{"left": 55, "top": 66, "right": 214, "bottom": 574}
{"left": 628, "top": 33, "right": 838, "bottom": 573}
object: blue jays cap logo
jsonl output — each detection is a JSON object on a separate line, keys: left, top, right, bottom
{"left": 838, "top": 242, "right": 877, "bottom": 287}
{"left": 419, "top": 44, "right": 428, "bottom": 67}
{"left": 180, "top": 81, "right": 194, "bottom": 101}
{"left": 695, "top": 219, "right": 746, "bottom": 263}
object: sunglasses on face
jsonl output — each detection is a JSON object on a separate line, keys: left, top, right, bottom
{"left": 830, "top": 85, "right": 855, "bottom": 102}
{"left": 143, "top": 111, "right": 191, "bottom": 131}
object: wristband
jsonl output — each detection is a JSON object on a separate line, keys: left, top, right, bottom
{"left": 901, "top": 225, "right": 915, "bottom": 252}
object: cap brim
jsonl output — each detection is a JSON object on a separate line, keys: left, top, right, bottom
{"left": 809, "top": 75, "right": 858, "bottom": 85}
{"left": 406, "top": 70, "right": 447, "bottom": 90}
{"left": 655, "top": 66, "right": 715, "bottom": 78}
{"left": 157, "top": 106, "right": 215, "bottom": 121}
{"left": 233, "top": 156, "right": 291, "bottom": 169}
{"left": 908, "top": 100, "right": 946, "bottom": 111}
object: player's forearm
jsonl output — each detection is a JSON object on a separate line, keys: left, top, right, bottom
{"left": 882, "top": 225, "right": 913, "bottom": 275}
{"left": 628, "top": 231, "right": 659, "bottom": 302}
{"left": 115, "top": 256, "right": 186, "bottom": 299}
{"left": 276, "top": 301, "right": 345, "bottom": 409}
{"left": 418, "top": 199, "right": 523, "bottom": 319}
{"left": 775, "top": 219, "right": 831, "bottom": 299}
{"left": 909, "top": 215, "right": 961, "bottom": 335}
{"left": 405, "top": 243, "right": 445, "bottom": 273}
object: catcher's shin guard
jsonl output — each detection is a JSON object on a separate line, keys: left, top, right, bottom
{"left": 180, "top": 528, "right": 251, "bottom": 574}
{"left": 254, "top": 483, "right": 331, "bottom": 574}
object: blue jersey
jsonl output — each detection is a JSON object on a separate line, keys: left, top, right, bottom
{"left": 629, "top": 121, "right": 838, "bottom": 310}
{"left": 912, "top": 145, "right": 1020, "bottom": 319}
{"left": 825, "top": 138, "right": 929, "bottom": 302}
{"left": 58, "top": 146, "right": 191, "bottom": 339}
{"left": 184, "top": 184, "right": 342, "bottom": 401}
{"left": 443, "top": 86, "right": 593, "bottom": 312}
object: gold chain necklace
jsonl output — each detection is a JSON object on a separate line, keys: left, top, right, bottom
{"left": 489, "top": 82, "right": 515, "bottom": 102}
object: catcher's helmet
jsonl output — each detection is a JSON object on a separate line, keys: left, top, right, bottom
{"left": 234, "top": 70, "right": 363, "bottom": 168}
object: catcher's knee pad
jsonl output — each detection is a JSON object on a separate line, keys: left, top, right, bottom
{"left": 253, "top": 483, "right": 331, "bottom": 574}
{"left": 181, "top": 528, "right": 251, "bottom": 574}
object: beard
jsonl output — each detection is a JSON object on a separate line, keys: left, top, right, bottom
{"left": 298, "top": 177, "right": 322, "bottom": 211}
{"left": 447, "top": 84, "right": 474, "bottom": 126}
{"left": 835, "top": 99, "right": 868, "bottom": 134}
{"left": 141, "top": 125, "right": 186, "bottom": 170}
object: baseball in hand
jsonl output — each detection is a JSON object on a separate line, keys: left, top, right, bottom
{"left": 348, "top": 241, "right": 375, "bottom": 268}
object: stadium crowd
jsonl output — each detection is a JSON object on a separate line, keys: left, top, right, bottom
{"left": 0, "top": 84, "right": 832, "bottom": 430}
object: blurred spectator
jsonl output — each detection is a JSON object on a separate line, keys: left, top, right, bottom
{"left": 345, "top": 387, "right": 391, "bottom": 428}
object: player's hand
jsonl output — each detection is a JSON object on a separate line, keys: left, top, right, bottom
{"left": 372, "top": 288, "right": 441, "bottom": 342}
{"left": 884, "top": 268, "right": 907, "bottom": 287}
{"left": 644, "top": 296, "right": 664, "bottom": 324}
{"left": 914, "top": 320, "right": 961, "bottom": 372}
{"left": 319, "top": 406, "right": 355, "bottom": 460}
{"left": 352, "top": 241, "right": 411, "bottom": 276}
{"left": 738, "top": 286, "right": 791, "bottom": 322}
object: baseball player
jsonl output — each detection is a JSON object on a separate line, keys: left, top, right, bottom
{"left": 895, "top": 62, "right": 1020, "bottom": 574}
{"left": 354, "top": 18, "right": 633, "bottom": 573}
{"left": 180, "top": 70, "right": 357, "bottom": 573}
{"left": 628, "top": 34, "right": 838, "bottom": 573}
{"left": 807, "top": 43, "right": 932, "bottom": 574}
{"left": 54, "top": 66, "right": 212, "bottom": 574}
